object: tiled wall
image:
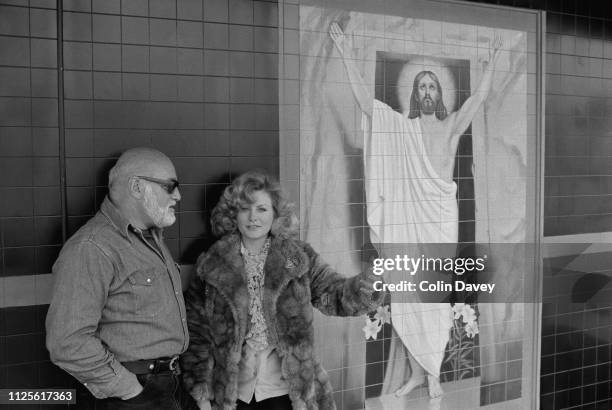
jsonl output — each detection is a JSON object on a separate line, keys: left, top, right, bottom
{"left": 0, "top": 0, "right": 280, "bottom": 402}
{"left": 536, "top": 0, "right": 612, "bottom": 408}
{"left": 0, "top": 0, "right": 66, "bottom": 398}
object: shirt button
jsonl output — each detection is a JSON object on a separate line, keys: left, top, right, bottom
{"left": 175, "top": 291, "right": 179, "bottom": 295}
{"left": 182, "top": 318, "right": 186, "bottom": 322}
{"left": 146, "top": 278, "right": 152, "bottom": 283}
{"left": 83, "top": 383, "right": 88, "bottom": 386}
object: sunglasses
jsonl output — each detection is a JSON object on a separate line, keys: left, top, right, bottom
{"left": 137, "top": 176, "right": 180, "bottom": 194}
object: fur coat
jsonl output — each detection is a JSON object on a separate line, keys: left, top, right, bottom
{"left": 181, "top": 234, "right": 381, "bottom": 410}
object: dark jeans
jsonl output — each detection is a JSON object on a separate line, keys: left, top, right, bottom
{"left": 236, "top": 395, "right": 293, "bottom": 410}
{"left": 76, "top": 372, "right": 198, "bottom": 410}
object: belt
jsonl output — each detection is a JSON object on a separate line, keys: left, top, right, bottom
{"left": 122, "top": 356, "right": 180, "bottom": 375}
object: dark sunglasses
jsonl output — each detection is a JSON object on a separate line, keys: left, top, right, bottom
{"left": 136, "top": 176, "right": 180, "bottom": 194}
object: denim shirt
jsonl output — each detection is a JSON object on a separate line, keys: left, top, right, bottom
{"left": 46, "top": 197, "right": 189, "bottom": 399}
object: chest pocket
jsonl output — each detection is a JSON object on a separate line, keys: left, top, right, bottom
{"left": 127, "top": 268, "right": 167, "bottom": 317}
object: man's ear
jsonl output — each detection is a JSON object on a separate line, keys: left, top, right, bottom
{"left": 128, "top": 176, "right": 144, "bottom": 199}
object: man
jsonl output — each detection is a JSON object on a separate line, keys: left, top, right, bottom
{"left": 46, "top": 147, "right": 198, "bottom": 409}
{"left": 330, "top": 22, "right": 501, "bottom": 398}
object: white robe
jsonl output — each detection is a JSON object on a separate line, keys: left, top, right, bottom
{"left": 365, "top": 99, "right": 455, "bottom": 377}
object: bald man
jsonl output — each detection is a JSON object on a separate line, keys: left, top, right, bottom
{"left": 46, "top": 148, "right": 198, "bottom": 409}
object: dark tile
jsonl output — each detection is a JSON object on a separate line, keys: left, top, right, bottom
{"left": 229, "top": 0, "right": 252, "bottom": 24}
{"left": 150, "top": 0, "right": 176, "bottom": 18}
{"left": 3, "top": 363, "right": 37, "bottom": 388}
{"left": 4, "top": 334, "right": 36, "bottom": 365}
{"left": 0, "top": 36, "right": 29, "bottom": 66}
{"left": 32, "top": 127, "right": 59, "bottom": 157}
{"left": 63, "top": 0, "right": 91, "bottom": 12}
{"left": 3, "top": 306, "right": 37, "bottom": 336}
{"left": 34, "top": 305, "right": 48, "bottom": 332}
{"left": 63, "top": 41, "right": 92, "bottom": 70}
{"left": 0, "top": 67, "right": 30, "bottom": 96}
{"left": 0, "top": 158, "right": 33, "bottom": 187}
{"left": 36, "top": 246, "right": 61, "bottom": 275}
{"left": 179, "top": 211, "right": 208, "bottom": 238}
{"left": 178, "top": 0, "right": 202, "bottom": 20}
{"left": 229, "top": 156, "right": 276, "bottom": 178}
{"left": 2, "top": 187, "right": 34, "bottom": 217}
{"left": 150, "top": 18, "right": 177, "bottom": 47}
{"left": 583, "top": 383, "right": 597, "bottom": 405}
{"left": 93, "top": 71, "right": 121, "bottom": 100}
{"left": 203, "top": 76, "right": 229, "bottom": 102}
{"left": 178, "top": 49, "right": 203, "bottom": 75}
{"left": 253, "top": 78, "right": 277, "bottom": 104}
{"left": 252, "top": 53, "right": 278, "bottom": 78}
{"left": 228, "top": 24, "right": 252, "bottom": 51}
{"left": 175, "top": 157, "right": 230, "bottom": 184}
{"left": 230, "top": 131, "right": 276, "bottom": 156}
{"left": 93, "top": 14, "right": 121, "bottom": 43}
{"left": 0, "top": 126, "right": 30, "bottom": 156}
{"left": 66, "top": 158, "right": 94, "bottom": 187}
{"left": 121, "top": 0, "right": 147, "bottom": 16}
{"left": 33, "top": 157, "right": 60, "bottom": 187}
{"left": 93, "top": 43, "right": 121, "bottom": 71}
{"left": 0, "top": 97, "right": 30, "bottom": 126}
{"left": 35, "top": 216, "right": 62, "bottom": 246}
{"left": 63, "top": 11, "right": 91, "bottom": 41}
{"left": 65, "top": 129, "right": 94, "bottom": 157}
{"left": 253, "top": 26, "right": 277, "bottom": 52}
{"left": 203, "top": 0, "right": 228, "bottom": 23}
{"left": 4, "top": 247, "right": 36, "bottom": 276}
{"left": 122, "top": 45, "right": 149, "bottom": 73}
{"left": 178, "top": 21, "right": 203, "bottom": 48}
{"left": 3, "top": 217, "right": 35, "bottom": 247}
{"left": 203, "top": 103, "right": 229, "bottom": 129}
{"left": 38, "top": 361, "right": 75, "bottom": 389}
{"left": 151, "top": 74, "right": 178, "bottom": 101}
{"left": 176, "top": 184, "right": 205, "bottom": 212}
{"left": 92, "top": 0, "right": 120, "bottom": 13}
{"left": 30, "top": 8, "right": 57, "bottom": 38}
{"left": 150, "top": 46, "right": 177, "bottom": 73}
{"left": 204, "top": 22, "right": 228, "bottom": 49}
{"left": 66, "top": 187, "right": 95, "bottom": 216}
{"left": 31, "top": 99, "right": 58, "bottom": 127}
{"left": 203, "top": 50, "right": 229, "bottom": 75}
{"left": 177, "top": 76, "right": 203, "bottom": 102}
{"left": 67, "top": 216, "right": 91, "bottom": 237}
{"left": 122, "top": 16, "right": 149, "bottom": 45}
{"left": 253, "top": 1, "right": 277, "bottom": 27}
{"left": 34, "top": 185, "right": 63, "bottom": 216}
{"left": 0, "top": 5, "right": 29, "bottom": 36}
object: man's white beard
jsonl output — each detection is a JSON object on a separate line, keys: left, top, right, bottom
{"left": 143, "top": 185, "right": 175, "bottom": 228}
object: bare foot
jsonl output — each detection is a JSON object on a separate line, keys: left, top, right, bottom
{"left": 394, "top": 375, "right": 425, "bottom": 397}
{"left": 427, "top": 375, "right": 443, "bottom": 399}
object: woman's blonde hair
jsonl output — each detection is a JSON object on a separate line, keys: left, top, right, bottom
{"left": 210, "top": 170, "right": 299, "bottom": 238}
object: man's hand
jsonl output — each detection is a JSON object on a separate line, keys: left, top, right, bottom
{"left": 329, "top": 22, "right": 346, "bottom": 56}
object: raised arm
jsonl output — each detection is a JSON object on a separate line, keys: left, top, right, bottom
{"left": 448, "top": 36, "right": 503, "bottom": 139}
{"left": 329, "top": 22, "right": 373, "bottom": 116}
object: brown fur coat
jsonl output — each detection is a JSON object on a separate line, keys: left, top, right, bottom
{"left": 181, "top": 234, "right": 381, "bottom": 410}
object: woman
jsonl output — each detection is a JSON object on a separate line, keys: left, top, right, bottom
{"left": 181, "top": 171, "right": 381, "bottom": 410}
